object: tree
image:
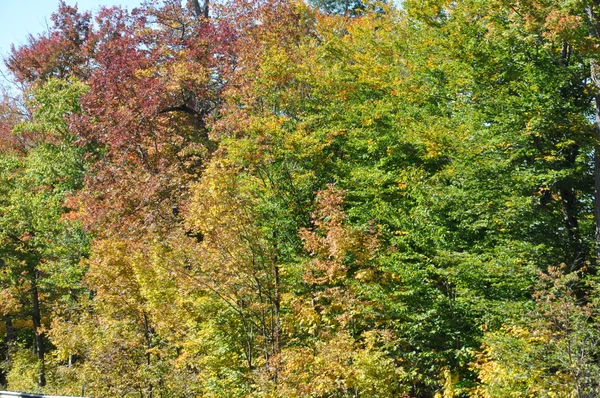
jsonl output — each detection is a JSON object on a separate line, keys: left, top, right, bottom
{"left": 6, "top": 1, "right": 94, "bottom": 84}
{"left": 477, "top": 267, "right": 600, "bottom": 397}
{"left": 308, "top": 0, "right": 366, "bottom": 16}
{"left": 5, "top": 0, "right": 600, "bottom": 395}
{"left": 0, "top": 78, "right": 89, "bottom": 389}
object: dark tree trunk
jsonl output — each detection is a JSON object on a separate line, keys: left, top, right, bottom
{"left": 143, "top": 313, "right": 151, "bottom": 366}
{"left": 560, "top": 187, "right": 585, "bottom": 271}
{"left": 203, "top": 0, "right": 209, "bottom": 18}
{"left": 271, "top": 230, "right": 281, "bottom": 385}
{"left": 586, "top": 3, "right": 600, "bottom": 266}
{"left": 4, "top": 315, "right": 15, "bottom": 347}
{"left": 273, "top": 263, "right": 280, "bottom": 355}
{"left": 591, "top": 74, "right": 600, "bottom": 265}
{"left": 31, "top": 270, "right": 46, "bottom": 387}
{"left": 191, "top": 0, "right": 209, "bottom": 19}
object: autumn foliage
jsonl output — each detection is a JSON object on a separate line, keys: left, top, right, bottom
{"left": 4, "top": 0, "right": 600, "bottom": 396}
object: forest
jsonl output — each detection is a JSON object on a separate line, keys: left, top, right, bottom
{"left": 2, "top": 0, "right": 600, "bottom": 396}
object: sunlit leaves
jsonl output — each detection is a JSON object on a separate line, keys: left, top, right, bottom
{"left": 4, "top": 0, "right": 600, "bottom": 395}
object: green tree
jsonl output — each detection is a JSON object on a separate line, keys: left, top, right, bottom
{"left": 0, "top": 78, "right": 89, "bottom": 389}
{"left": 477, "top": 267, "right": 600, "bottom": 397}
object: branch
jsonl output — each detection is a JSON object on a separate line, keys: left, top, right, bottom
{"left": 159, "top": 104, "right": 200, "bottom": 115}
{"left": 191, "top": 0, "right": 209, "bottom": 19}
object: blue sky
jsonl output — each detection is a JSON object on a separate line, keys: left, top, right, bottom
{"left": 0, "top": 0, "right": 142, "bottom": 67}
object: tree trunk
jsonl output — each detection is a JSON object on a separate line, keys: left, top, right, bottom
{"left": 31, "top": 270, "right": 46, "bottom": 387}
{"left": 586, "top": 3, "right": 600, "bottom": 265}
{"left": 273, "top": 264, "right": 280, "bottom": 355}
{"left": 271, "top": 230, "right": 281, "bottom": 385}
{"left": 143, "top": 313, "right": 152, "bottom": 366}
{"left": 560, "top": 186, "right": 585, "bottom": 271}
{"left": 203, "top": 0, "right": 209, "bottom": 19}
{"left": 272, "top": 263, "right": 281, "bottom": 383}
{"left": 191, "top": 0, "right": 209, "bottom": 19}
{"left": 4, "top": 315, "right": 15, "bottom": 347}
{"left": 1, "top": 315, "right": 15, "bottom": 386}
{"left": 595, "top": 141, "right": 600, "bottom": 264}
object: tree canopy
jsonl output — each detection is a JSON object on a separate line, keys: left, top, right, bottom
{"left": 2, "top": 0, "right": 600, "bottom": 396}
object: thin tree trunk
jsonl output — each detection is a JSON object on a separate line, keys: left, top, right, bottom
{"left": 143, "top": 314, "right": 153, "bottom": 398}
{"left": 143, "top": 313, "right": 151, "bottom": 366}
{"left": 586, "top": 3, "right": 600, "bottom": 265}
{"left": 594, "top": 141, "right": 600, "bottom": 264}
{"left": 2, "top": 315, "right": 15, "bottom": 386}
{"left": 273, "top": 264, "right": 280, "bottom": 356}
{"left": 31, "top": 270, "right": 46, "bottom": 387}
{"left": 560, "top": 186, "right": 585, "bottom": 271}
{"left": 5, "top": 316, "right": 15, "bottom": 347}
{"left": 271, "top": 230, "right": 281, "bottom": 385}
{"left": 590, "top": 67, "right": 600, "bottom": 265}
